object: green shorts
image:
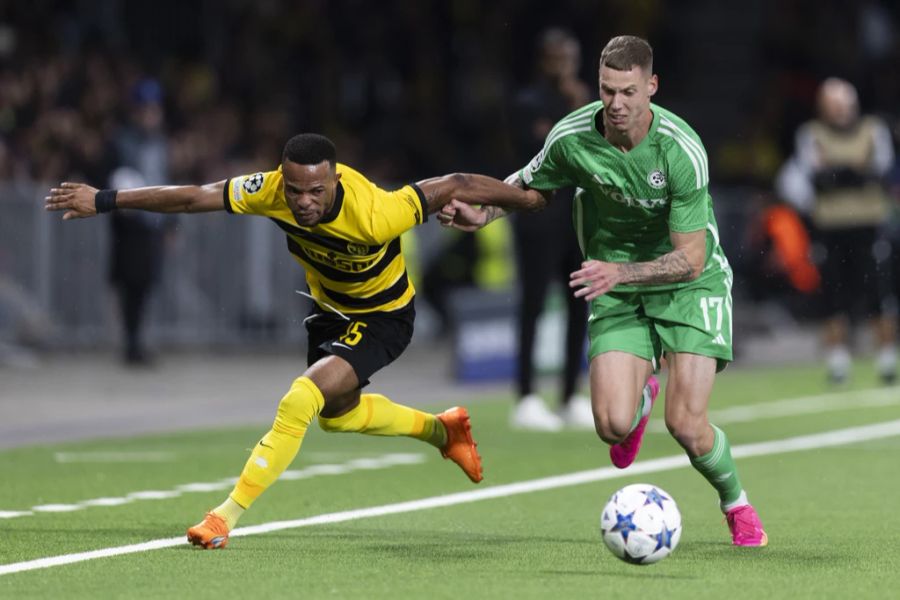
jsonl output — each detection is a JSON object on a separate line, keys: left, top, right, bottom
{"left": 588, "top": 274, "right": 733, "bottom": 372}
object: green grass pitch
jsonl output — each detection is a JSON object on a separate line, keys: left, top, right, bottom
{"left": 2, "top": 360, "right": 900, "bottom": 599}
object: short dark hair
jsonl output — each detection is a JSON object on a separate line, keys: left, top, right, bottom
{"left": 599, "top": 35, "right": 653, "bottom": 73}
{"left": 282, "top": 133, "right": 336, "bottom": 168}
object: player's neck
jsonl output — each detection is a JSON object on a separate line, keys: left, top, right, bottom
{"left": 601, "top": 109, "right": 653, "bottom": 152}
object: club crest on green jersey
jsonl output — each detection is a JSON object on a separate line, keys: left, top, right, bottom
{"left": 647, "top": 169, "right": 666, "bottom": 189}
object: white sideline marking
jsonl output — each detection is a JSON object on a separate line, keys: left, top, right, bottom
{"left": 0, "top": 511, "right": 33, "bottom": 519}
{"left": 31, "top": 504, "right": 83, "bottom": 513}
{"left": 648, "top": 385, "right": 900, "bottom": 432}
{"left": 80, "top": 498, "right": 131, "bottom": 508}
{"left": 0, "top": 453, "right": 425, "bottom": 521}
{"left": 3, "top": 419, "right": 900, "bottom": 577}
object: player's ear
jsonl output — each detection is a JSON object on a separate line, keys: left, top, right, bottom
{"left": 334, "top": 171, "right": 342, "bottom": 183}
{"left": 647, "top": 74, "right": 658, "bottom": 97}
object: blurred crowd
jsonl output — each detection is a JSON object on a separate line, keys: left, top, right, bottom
{"left": 2, "top": 1, "right": 897, "bottom": 186}
{"left": 0, "top": 0, "right": 670, "bottom": 185}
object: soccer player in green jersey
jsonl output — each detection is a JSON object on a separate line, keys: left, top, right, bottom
{"left": 440, "top": 35, "right": 767, "bottom": 546}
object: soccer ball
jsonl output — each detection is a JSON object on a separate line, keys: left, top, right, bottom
{"left": 600, "top": 483, "right": 682, "bottom": 565}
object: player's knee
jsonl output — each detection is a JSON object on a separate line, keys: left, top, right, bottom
{"left": 276, "top": 376, "right": 325, "bottom": 428}
{"left": 594, "top": 414, "right": 630, "bottom": 445}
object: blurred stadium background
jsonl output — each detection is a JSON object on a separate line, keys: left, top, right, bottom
{"left": 3, "top": 2, "right": 900, "bottom": 596}
{"left": 1, "top": 2, "right": 899, "bottom": 445}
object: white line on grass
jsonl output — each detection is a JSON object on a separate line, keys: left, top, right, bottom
{"left": 0, "top": 453, "right": 425, "bottom": 520}
{"left": 3, "top": 419, "right": 900, "bottom": 577}
{"left": 647, "top": 385, "right": 900, "bottom": 432}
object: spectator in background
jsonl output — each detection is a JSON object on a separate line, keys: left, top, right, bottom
{"left": 784, "top": 78, "right": 897, "bottom": 383}
{"left": 109, "top": 79, "right": 172, "bottom": 365}
{"left": 507, "top": 28, "right": 592, "bottom": 430}
{"left": 116, "top": 79, "right": 169, "bottom": 185}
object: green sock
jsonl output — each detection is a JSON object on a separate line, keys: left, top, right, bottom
{"left": 689, "top": 425, "right": 744, "bottom": 508}
{"left": 628, "top": 385, "right": 652, "bottom": 433}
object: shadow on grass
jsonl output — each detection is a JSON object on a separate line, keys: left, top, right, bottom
{"left": 541, "top": 568, "right": 697, "bottom": 580}
{"left": 213, "top": 526, "right": 595, "bottom": 560}
{"left": 296, "top": 527, "right": 591, "bottom": 545}
{"left": 678, "top": 540, "right": 857, "bottom": 567}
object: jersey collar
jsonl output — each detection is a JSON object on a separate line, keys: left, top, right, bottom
{"left": 319, "top": 181, "right": 345, "bottom": 224}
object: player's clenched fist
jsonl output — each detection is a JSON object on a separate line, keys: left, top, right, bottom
{"left": 45, "top": 182, "right": 99, "bottom": 220}
{"left": 437, "top": 199, "right": 488, "bottom": 232}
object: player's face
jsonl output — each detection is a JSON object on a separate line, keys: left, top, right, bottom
{"left": 282, "top": 159, "right": 341, "bottom": 227}
{"left": 598, "top": 65, "right": 657, "bottom": 134}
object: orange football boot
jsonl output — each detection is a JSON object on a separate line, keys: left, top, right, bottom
{"left": 436, "top": 407, "right": 483, "bottom": 483}
{"left": 186, "top": 511, "right": 230, "bottom": 549}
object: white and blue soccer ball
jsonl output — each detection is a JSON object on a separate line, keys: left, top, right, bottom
{"left": 600, "top": 483, "right": 682, "bottom": 565}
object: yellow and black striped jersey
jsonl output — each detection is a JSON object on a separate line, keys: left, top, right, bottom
{"left": 223, "top": 163, "right": 428, "bottom": 314}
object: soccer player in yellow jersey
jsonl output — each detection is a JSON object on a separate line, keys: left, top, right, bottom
{"left": 45, "top": 133, "right": 544, "bottom": 549}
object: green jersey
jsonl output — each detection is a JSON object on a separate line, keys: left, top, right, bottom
{"left": 520, "top": 100, "right": 730, "bottom": 292}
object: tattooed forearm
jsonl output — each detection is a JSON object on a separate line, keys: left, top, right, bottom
{"left": 617, "top": 249, "right": 697, "bottom": 284}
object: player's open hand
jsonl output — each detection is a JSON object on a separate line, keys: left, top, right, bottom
{"left": 569, "top": 260, "right": 623, "bottom": 301}
{"left": 437, "top": 199, "right": 488, "bottom": 232}
{"left": 45, "top": 182, "right": 99, "bottom": 220}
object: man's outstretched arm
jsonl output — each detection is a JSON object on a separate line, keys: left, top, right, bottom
{"left": 415, "top": 172, "right": 549, "bottom": 215}
{"left": 419, "top": 171, "right": 552, "bottom": 231}
{"left": 45, "top": 181, "right": 227, "bottom": 220}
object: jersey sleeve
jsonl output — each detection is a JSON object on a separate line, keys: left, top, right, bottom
{"left": 367, "top": 182, "right": 428, "bottom": 244}
{"left": 666, "top": 136, "right": 710, "bottom": 233}
{"left": 223, "top": 169, "right": 282, "bottom": 216}
{"left": 519, "top": 138, "right": 575, "bottom": 190}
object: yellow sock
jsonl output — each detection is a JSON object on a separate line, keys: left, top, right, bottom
{"left": 211, "top": 497, "right": 245, "bottom": 530}
{"left": 228, "top": 376, "right": 324, "bottom": 511}
{"left": 318, "top": 393, "right": 447, "bottom": 448}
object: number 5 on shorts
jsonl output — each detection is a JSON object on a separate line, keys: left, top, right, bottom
{"left": 340, "top": 321, "right": 368, "bottom": 346}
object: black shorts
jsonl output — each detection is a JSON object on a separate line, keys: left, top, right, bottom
{"left": 305, "top": 301, "right": 415, "bottom": 387}
{"left": 817, "top": 227, "right": 894, "bottom": 319}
